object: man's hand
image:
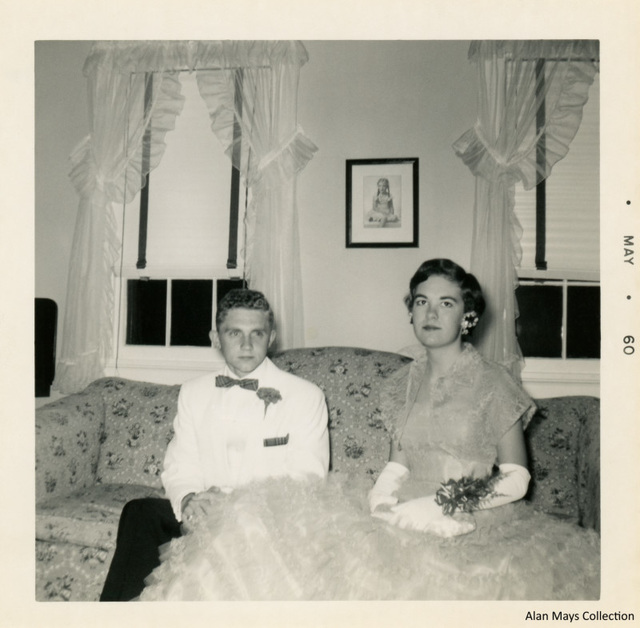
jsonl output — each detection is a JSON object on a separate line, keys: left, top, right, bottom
{"left": 181, "top": 486, "right": 227, "bottom": 531}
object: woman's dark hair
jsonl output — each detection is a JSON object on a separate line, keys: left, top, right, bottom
{"left": 404, "top": 258, "right": 485, "bottom": 317}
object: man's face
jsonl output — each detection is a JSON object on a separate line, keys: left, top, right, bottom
{"left": 211, "top": 308, "right": 276, "bottom": 377}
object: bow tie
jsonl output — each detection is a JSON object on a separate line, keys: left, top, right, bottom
{"left": 215, "top": 375, "right": 259, "bottom": 392}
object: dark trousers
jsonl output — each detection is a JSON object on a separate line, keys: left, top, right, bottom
{"left": 100, "top": 497, "right": 182, "bottom": 601}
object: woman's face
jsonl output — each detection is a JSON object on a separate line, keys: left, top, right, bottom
{"left": 410, "top": 275, "right": 466, "bottom": 350}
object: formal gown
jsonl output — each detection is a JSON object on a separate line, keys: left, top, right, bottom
{"left": 140, "top": 346, "right": 600, "bottom": 601}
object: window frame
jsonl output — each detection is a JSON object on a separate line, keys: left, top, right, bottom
{"left": 517, "top": 275, "right": 600, "bottom": 360}
{"left": 109, "top": 70, "right": 249, "bottom": 378}
{"left": 110, "top": 269, "right": 240, "bottom": 379}
{"left": 517, "top": 272, "right": 600, "bottom": 397}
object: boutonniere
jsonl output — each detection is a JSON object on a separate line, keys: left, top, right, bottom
{"left": 256, "top": 387, "right": 282, "bottom": 416}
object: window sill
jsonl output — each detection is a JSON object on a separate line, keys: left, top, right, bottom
{"left": 105, "top": 348, "right": 225, "bottom": 385}
{"left": 521, "top": 358, "right": 599, "bottom": 398}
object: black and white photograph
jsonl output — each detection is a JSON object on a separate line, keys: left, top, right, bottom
{"left": 2, "top": 1, "right": 639, "bottom": 627}
{"left": 31, "top": 34, "right": 604, "bottom": 604}
{"left": 346, "top": 157, "right": 419, "bottom": 247}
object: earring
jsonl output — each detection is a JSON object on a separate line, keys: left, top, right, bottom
{"left": 461, "top": 312, "right": 479, "bottom": 335}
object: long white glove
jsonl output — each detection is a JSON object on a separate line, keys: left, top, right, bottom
{"left": 368, "top": 461, "right": 410, "bottom": 512}
{"left": 372, "top": 463, "right": 530, "bottom": 537}
{"left": 373, "top": 494, "right": 476, "bottom": 537}
{"left": 475, "top": 463, "right": 530, "bottom": 510}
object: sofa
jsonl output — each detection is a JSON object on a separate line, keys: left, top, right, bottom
{"left": 35, "top": 346, "right": 600, "bottom": 602}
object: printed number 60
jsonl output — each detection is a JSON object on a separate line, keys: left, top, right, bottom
{"left": 623, "top": 336, "right": 635, "bottom": 355}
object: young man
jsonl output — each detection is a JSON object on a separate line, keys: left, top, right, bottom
{"left": 100, "top": 289, "right": 329, "bottom": 601}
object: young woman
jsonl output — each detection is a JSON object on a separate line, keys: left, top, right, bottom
{"left": 139, "top": 260, "right": 600, "bottom": 601}
{"left": 369, "top": 258, "right": 531, "bottom": 535}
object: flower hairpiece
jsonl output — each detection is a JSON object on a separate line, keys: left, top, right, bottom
{"left": 256, "top": 387, "right": 282, "bottom": 415}
{"left": 460, "top": 311, "right": 479, "bottom": 336}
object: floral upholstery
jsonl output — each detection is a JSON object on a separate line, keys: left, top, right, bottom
{"left": 37, "top": 483, "right": 165, "bottom": 548}
{"left": 525, "top": 396, "right": 600, "bottom": 528}
{"left": 37, "top": 540, "right": 112, "bottom": 602}
{"left": 36, "top": 484, "right": 164, "bottom": 601}
{"left": 35, "top": 347, "right": 600, "bottom": 601}
{"left": 36, "top": 382, "right": 105, "bottom": 503}
{"left": 95, "top": 379, "right": 179, "bottom": 488}
{"left": 271, "top": 347, "right": 411, "bottom": 477}
{"left": 576, "top": 397, "right": 601, "bottom": 532}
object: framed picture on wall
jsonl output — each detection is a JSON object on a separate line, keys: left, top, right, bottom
{"left": 346, "top": 157, "right": 419, "bottom": 248}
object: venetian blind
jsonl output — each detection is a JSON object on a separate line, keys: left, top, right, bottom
{"left": 121, "top": 72, "right": 245, "bottom": 278}
{"left": 515, "top": 73, "right": 599, "bottom": 276}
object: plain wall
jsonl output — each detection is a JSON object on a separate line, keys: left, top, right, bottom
{"left": 297, "top": 41, "right": 476, "bottom": 353}
{"left": 35, "top": 40, "right": 92, "bottom": 363}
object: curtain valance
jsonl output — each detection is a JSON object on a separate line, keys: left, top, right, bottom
{"left": 467, "top": 40, "right": 599, "bottom": 62}
{"left": 83, "top": 40, "right": 309, "bottom": 75}
{"left": 456, "top": 40, "right": 599, "bottom": 192}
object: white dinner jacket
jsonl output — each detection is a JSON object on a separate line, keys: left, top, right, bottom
{"left": 162, "top": 357, "right": 330, "bottom": 520}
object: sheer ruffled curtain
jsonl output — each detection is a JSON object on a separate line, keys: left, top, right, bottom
{"left": 55, "top": 45, "right": 185, "bottom": 393}
{"left": 54, "top": 41, "right": 315, "bottom": 393}
{"left": 195, "top": 41, "right": 317, "bottom": 350}
{"left": 453, "top": 40, "right": 599, "bottom": 376}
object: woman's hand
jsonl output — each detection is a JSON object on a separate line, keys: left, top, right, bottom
{"left": 373, "top": 495, "right": 476, "bottom": 537}
{"left": 368, "top": 461, "right": 410, "bottom": 513}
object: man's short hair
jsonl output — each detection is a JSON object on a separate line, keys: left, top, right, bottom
{"left": 215, "top": 289, "right": 275, "bottom": 330}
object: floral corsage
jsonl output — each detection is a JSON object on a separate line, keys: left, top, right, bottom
{"left": 435, "top": 472, "right": 503, "bottom": 516}
{"left": 256, "top": 387, "right": 282, "bottom": 415}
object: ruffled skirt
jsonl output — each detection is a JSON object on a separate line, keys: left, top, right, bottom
{"left": 140, "top": 476, "right": 600, "bottom": 601}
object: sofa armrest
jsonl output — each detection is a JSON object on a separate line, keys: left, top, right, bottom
{"left": 36, "top": 383, "right": 105, "bottom": 503}
{"left": 576, "top": 397, "right": 600, "bottom": 532}
{"left": 526, "top": 396, "right": 600, "bottom": 531}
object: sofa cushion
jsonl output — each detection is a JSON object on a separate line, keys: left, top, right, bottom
{"left": 37, "top": 539, "right": 113, "bottom": 602}
{"left": 272, "top": 347, "right": 411, "bottom": 478}
{"left": 94, "top": 378, "right": 180, "bottom": 488}
{"left": 37, "top": 483, "right": 165, "bottom": 550}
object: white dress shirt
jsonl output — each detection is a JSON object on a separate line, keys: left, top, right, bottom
{"left": 162, "top": 357, "right": 330, "bottom": 520}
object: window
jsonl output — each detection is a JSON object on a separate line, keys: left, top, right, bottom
{"left": 120, "top": 72, "right": 246, "bottom": 276}
{"left": 126, "top": 278, "right": 243, "bottom": 347}
{"left": 126, "top": 279, "right": 167, "bottom": 346}
{"left": 514, "top": 70, "right": 599, "bottom": 363}
{"left": 113, "top": 72, "right": 247, "bottom": 371}
{"left": 516, "top": 280, "right": 600, "bottom": 358}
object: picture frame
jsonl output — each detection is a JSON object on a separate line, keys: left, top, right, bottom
{"left": 346, "top": 157, "right": 419, "bottom": 248}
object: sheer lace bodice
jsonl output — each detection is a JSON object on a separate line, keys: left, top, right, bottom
{"left": 381, "top": 344, "right": 536, "bottom": 499}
